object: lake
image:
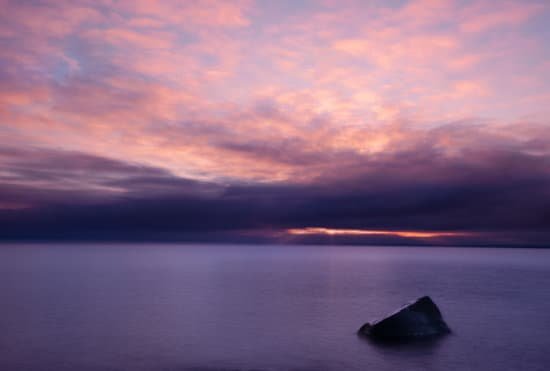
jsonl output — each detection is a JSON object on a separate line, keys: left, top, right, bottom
{"left": 0, "top": 244, "right": 549, "bottom": 370}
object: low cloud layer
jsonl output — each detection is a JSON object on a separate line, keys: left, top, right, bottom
{"left": 1, "top": 129, "right": 549, "bottom": 245}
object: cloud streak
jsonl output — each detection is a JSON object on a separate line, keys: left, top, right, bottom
{"left": 287, "top": 227, "right": 471, "bottom": 239}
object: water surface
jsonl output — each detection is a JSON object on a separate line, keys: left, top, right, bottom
{"left": 0, "top": 244, "right": 549, "bottom": 370}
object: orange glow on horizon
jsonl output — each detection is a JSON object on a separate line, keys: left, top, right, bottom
{"left": 287, "top": 227, "right": 470, "bottom": 239}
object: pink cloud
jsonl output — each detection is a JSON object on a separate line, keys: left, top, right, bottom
{"left": 0, "top": 0, "right": 548, "bottom": 184}
{"left": 460, "top": 1, "right": 544, "bottom": 33}
{"left": 117, "top": 0, "right": 252, "bottom": 29}
{"left": 84, "top": 28, "right": 176, "bottom": 49}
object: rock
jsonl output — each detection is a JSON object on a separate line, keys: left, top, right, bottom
{"left": 358, "top": 296, "right": 450, "bottom": 342}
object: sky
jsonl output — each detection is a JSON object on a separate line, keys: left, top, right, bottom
{"left": 1, "top": 0, "right": 549, "bottom": 245}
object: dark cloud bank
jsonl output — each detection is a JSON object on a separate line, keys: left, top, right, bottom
{"left": 0, "top": 143, "right": 549, "bottom": 247}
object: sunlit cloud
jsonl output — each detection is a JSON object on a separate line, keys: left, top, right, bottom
{"left": 287, "top": 227, "right": 472, "bottom": 239}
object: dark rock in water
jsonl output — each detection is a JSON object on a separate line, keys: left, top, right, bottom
{"left": 358, "top": 296, "right": 450, "bottom": 342}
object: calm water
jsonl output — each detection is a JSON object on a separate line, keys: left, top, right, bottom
{"left": 0, "top": 244, "right": 549, "bottom": 371}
